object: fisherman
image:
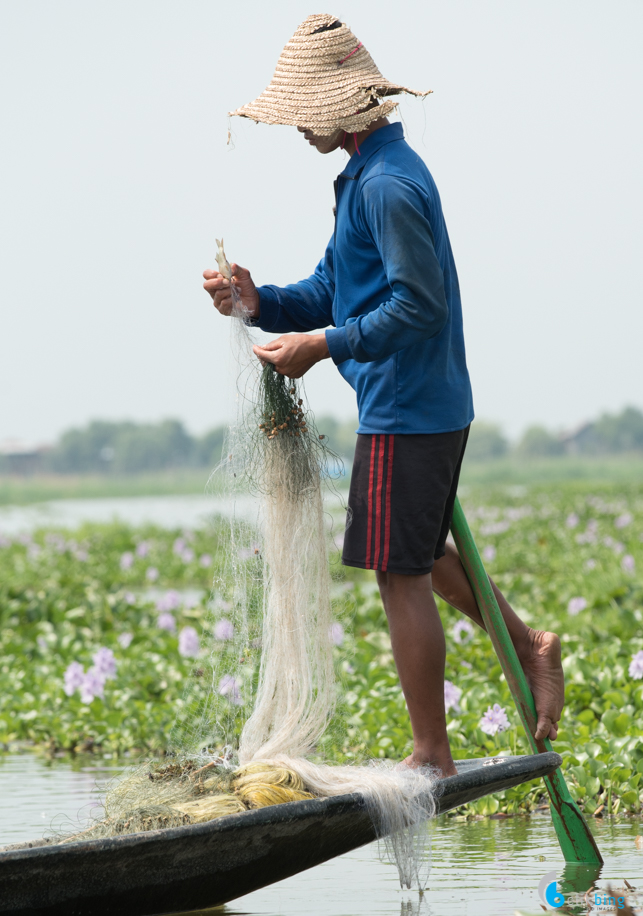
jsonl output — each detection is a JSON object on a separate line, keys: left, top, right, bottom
{"left": 204, "top": 14, "right": 564, "bottom": 777}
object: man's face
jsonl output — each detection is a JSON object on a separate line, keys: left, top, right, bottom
{"left": 297, "top": 126, "right": 344, "bottom": 154}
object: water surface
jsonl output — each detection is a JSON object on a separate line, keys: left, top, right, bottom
{"left": 2, "top": 754, "right": 643, "bottom": 914}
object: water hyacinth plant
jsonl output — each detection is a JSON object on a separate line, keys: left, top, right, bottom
{"left": 178, "top": 626, "right": 200, "bottom": 658}
{"left": 479, "top": 704, "right": 511, "bottom": 736}
{"left": 63, "top": 648, "right": 117, "bottom": 705}
{"left": 444, "top": 680, "right": 462, "bottom": 713}
{"left": 0, "top": 479, "right": 641, "bottom": 820}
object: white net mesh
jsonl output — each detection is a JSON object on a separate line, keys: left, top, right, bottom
{"left": 56, "top": 244, "right": 437, "bottom": 889}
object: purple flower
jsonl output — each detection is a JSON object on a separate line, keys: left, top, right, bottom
{"left": 92, "top": 647, "right": 117, "bottom": 679}
{"left": 74, "top": 548, "right": 89, "bottom": 562}
{"left": 444, "top": 680, "right": 462, "bottom": 713}
{"left": 567, "top": 596, "right": 587, "bottom": 616}
{"left": 479, "top": 703, "right": 510, "bottom": 736}
{"left": 120, "top": 552, "right": 134, "bottom": 570}
{"left": 179, "top": 626, "right": 200, "bottom": 657}
{"left": 452, "top": 619, "right": 474, "bottom": 644}
{"left": 329, "top": 623, "right": 344, "bottom": 646}
{"left": 585, "top": 558, "right": 597, "bottom": 571}
{"left": 606, "top": 539, "right": 625, "bottom": 555}
{"left": 156, "top": 590, "right": 181, "bottom": 612}
{"left": 117, "top": 632, "right": 134, "bottom": 649}
{"left": 214, "top": 618, "right": 234, "bottom": 641}
{"left": 136, "top": 541, "right": 150, "bottom": 558}
{"left": 181, "top": 548, "right": 195, "bottom": 564}
{"left": 615, "top": 513, "right": 633, "bottom": 530}
{"left": 0, "top": 535, "right": 11, "bottom": 548}
{"left": 577, "top": 520, "right": 599, "bottom": 544}
{"left": 173, "top": 537, "right": 186, "bottom": 555}
{"left": 566, "top": 513, "right": 579, "bottom": 529}
{"left": 629, "top": 651, "right": 643, "bottom": 679}
{"left": 80, "top": 669, "right": 105, "bottom": 704}
{"left": 146, "top": 566, "right": 159, "bottom": 582}
{"left": 64, "top": 661, "right": 85, "bottom": 696}
{"left": 199, "top": 553, "right": 212, "bottom": 568}
{"left": 576, "top": 531, "right": 596, "bottom": 545}
{"left": 622, "top": 554, "right": 636, "bottom": 573}
{"left": 157, "top": 612, "right": 176, "bottom": 632}
{"left": 218, "top": 674, "right": 243, "bottom": 705}
{"left": 482, "top": 545, "right": 496, "bottom": 563}
{"left": 124, "top": 591, "right": 136, "bottom": 605}
{"left": 46, "top": 533, "right": 66, "bottom": 552}
{"left": 37, "top": 636, "right": 48, "bottom": 652}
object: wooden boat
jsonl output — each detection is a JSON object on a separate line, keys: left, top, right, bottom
{"left": 0, "top": 752, "right": 561, "bottom": 916}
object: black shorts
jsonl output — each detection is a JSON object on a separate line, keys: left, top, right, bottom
{"left": 342, "top": 427, "right": 469, "bottom": 576}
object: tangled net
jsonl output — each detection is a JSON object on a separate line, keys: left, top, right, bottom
{"left": 56, "top": 242, "right": 437, "bottom": 889}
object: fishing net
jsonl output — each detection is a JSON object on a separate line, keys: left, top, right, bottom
{"left": 56, "top": 242, "right": 437, "bottom": 889}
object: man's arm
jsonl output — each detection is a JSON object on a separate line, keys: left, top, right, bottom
{"left": 204, "top": 238, "right": 336, "bottom": 377}
{"left": 325, "top": 175, "right": 449, "bottom": 366}
{"left": 254, "top": 236, "right": 336, "bottom": 334}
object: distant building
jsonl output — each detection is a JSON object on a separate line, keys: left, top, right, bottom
{"left": 559, "top": 422, "right": 597, "bottom": 456}
{"left": 0, "top": 440, "right": 50, "bottom": 475}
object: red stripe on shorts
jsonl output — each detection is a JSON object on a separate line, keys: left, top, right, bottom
{"left": 365, "top": 435, "right": 377, "bottom": 568}
{"left": 381, "top": 435, "right": 395, "bottom": 571}
{"left": 373, "top": 436, "right": 386, "bottom": 568}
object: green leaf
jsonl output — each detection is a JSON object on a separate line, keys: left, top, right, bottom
{"left": 608, "top": 765, "right": 632, "bottom": 783}
{"left": 569, "top": 765, "right": 587, "bottom": 787}
{"left": 577, "top": 709, "right": 596, "bottom": 725}
{"left": 585, "top": 742, "right": 603, "bottom": 758}
{"left": 586, "top": 776, "right": 601, "bottom": 796}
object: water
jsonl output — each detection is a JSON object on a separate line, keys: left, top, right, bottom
{"left": 0, "top": 491, "right": 345, "bottom": 535}
{"left": 2, "top": 754, "right": 643, "bottom": 914}
{"left": 0, "top": 494, "right": 248, "bottom": 534}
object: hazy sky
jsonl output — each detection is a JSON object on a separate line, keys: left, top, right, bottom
{"left": 1, "top": 0, "right": 641, "bottom": 444}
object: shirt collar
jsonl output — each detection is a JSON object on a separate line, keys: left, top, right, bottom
{"left": 339, "top": 122, "right": 404, "bottom": 179}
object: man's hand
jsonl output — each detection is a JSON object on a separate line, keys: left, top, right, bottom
{"left": 252, "top": 334, "right": 330, "bottom": 379}
{"left": 203, "top": 264, "right": 260, "bottom": 318}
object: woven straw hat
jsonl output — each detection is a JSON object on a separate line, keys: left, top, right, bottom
{"left": 229, "top": 13, "right": 431, "bottom": 136}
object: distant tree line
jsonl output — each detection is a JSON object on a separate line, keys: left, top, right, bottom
{"left": 466, "top": 406, "right": 643, "bottom": 462}
{"left": 2, "top": 406, "right": 642, "bottom": 476}
{"left": 9, "top": 416, "right": 361, "bottom": 476}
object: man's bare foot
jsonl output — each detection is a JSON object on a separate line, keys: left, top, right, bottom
{"left": 397, "top": 751, "right": 458, "bottom": 778}
{"left": 516, "top": 628, "right": 564, "bottom": 742}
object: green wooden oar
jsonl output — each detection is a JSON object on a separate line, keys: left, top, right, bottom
{"left": 450, "top": 497, "right": 602, "bottom": 865}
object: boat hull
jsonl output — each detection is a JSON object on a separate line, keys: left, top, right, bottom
{"left": 0, "top": 752, "right": 561, "bottom": 916}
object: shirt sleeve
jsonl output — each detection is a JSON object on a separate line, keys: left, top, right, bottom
{"left": 255, "top": 235, "right": 336, "bottom": 334}
{"left": 325, "top": 174, "right": 449, "bottom": 364}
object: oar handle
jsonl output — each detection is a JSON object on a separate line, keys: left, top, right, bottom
{"left": 450, "top": 497, "right": 546, "bottom": 753}
{"left": 450, "top": 496, "right": 603, "bottom": 865}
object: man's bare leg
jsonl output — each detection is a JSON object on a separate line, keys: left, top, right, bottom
{"left": 376, "top": 570, "right": 458, "bottom": 777}
{"left": 432, "top": 543, "right": 564, "bottom": 741}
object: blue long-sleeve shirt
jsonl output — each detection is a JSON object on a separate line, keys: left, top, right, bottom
{"left": 256, "top": 122, "right": 474, "bottom": 434}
